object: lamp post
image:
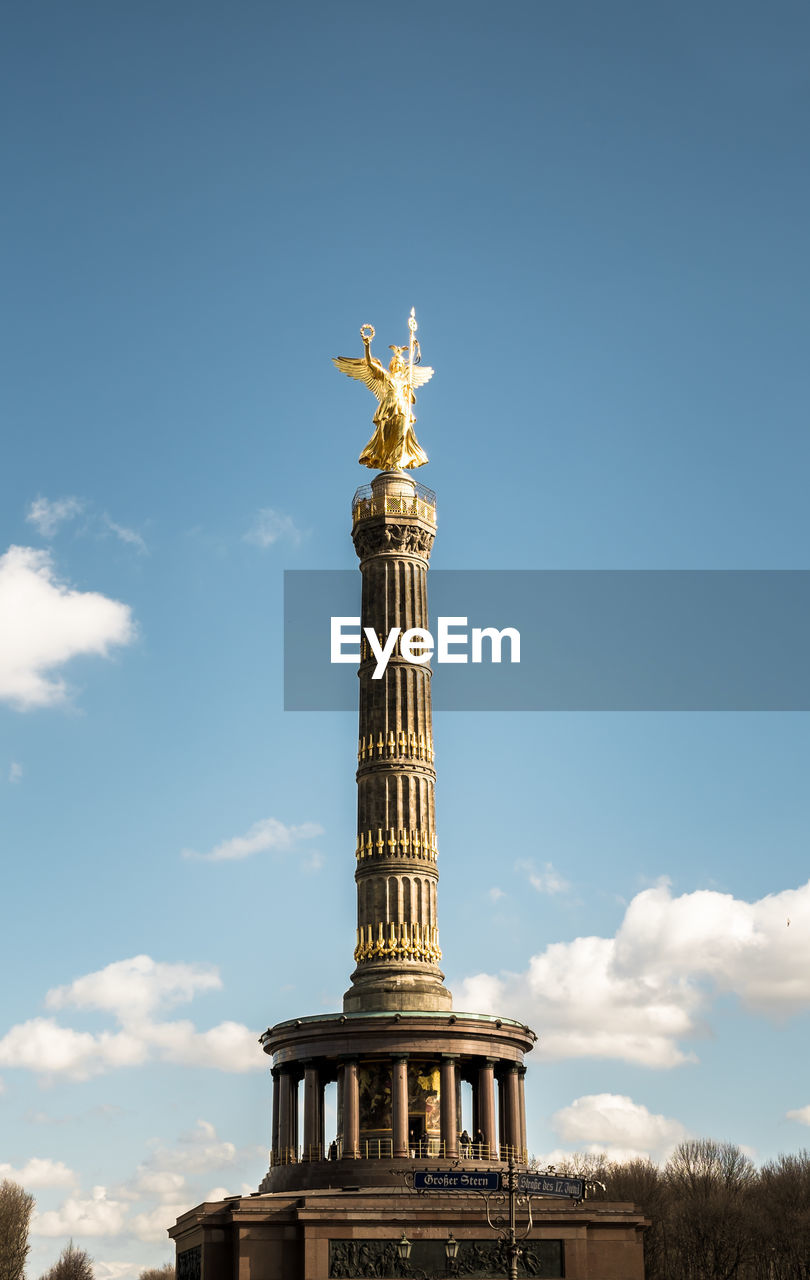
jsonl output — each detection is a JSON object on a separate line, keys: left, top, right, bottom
{"left": 484, "top": 1158, "right": 533, "bottom": 1280}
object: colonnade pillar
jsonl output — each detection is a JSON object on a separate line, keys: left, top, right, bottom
{"left": 277, "top": 1069, "right": 295, "bottom": 1160}
{"left": 503, "top": 1064, "right": 521, "bottom": 1155}
{"left": 342, "top": 1060, "right": 360, "bottom": 1158}
{"left": 477, "top": 1058, "right": 497, "bottom": 1157}
{"left": 303, "top": 1063, "right": 323, "bottom": 1159}
{"left": 440, "top": 1057, "right": 458, "bottom": 1158}
{"left": 392, "top": 1057, "right": 409, "bottom": 1158}
{"left": 518, "top": 1065, "right": 527, "bottom": 1160}
{"left": 271, "top": 1067, "right": 280, "bottom": 1161}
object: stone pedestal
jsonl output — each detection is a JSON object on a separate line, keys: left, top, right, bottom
{"left": 170, "top": 1187, "right": 648, "bottom": 1280}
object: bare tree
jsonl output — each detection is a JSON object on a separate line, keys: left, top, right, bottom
{"left": 138, "top": 1266, "right": 175, "bottom": 1280}
{"left": 538, "top": 1151, "right": 613, "bottom": 1183}
{"left": 39, "top": 1241, "right": 94, "bottom": 1280}
{"left": 664, "top": 1139, "right": 757, "bottom": 1280}
{"left": 754, "top": 1150, "right": 810, "bottom": 1280}
{"left": 0, "top": 1180, "right": 35, "bottom": 1280}
{"left": 532, "top": 1141, "right": 810, "bottom": 1280}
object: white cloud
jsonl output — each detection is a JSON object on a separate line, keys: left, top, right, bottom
{"left": 204, "top": 1183, "right": 253, "bottom": 1202}
{"left": 102, "top": 516, "right": 148, "bottom": 555}
{"left": 0, "top": 1018, "right": 147, "bottom": 1080}
{"left": 25, "top": 495, "right": 148, "bottom": 554}
{"left": 34, "top": 1187, "right": 129, "bottom": 1238}
{"left": 132, "top": 1171, "right": 186, "bottom": 1198}
{"left": 46, "top": 955, "right": 222, "bottom": 1021}
{"left": 28, "top": 1122, "right": 258, "bottom": 1252}
{"left": 787, "top": 1105, "right": 810, "bottom": 1126}
{"left": 488, "top": 887, "right": 505, "bottom": 903}
{"left": 244, "top": 507, "right": 302, "bottom": 548}
{"left": 26, "top": 497, "right": 84, "bottom": 538}
{"left": 142, "top": 1120, "right": 239, "bottom": 1176}
{"left": 552, "top": 1094, "right": 687, "bottom": 1162}
{"left": 8, "top": 762, "right": 23, "bottom": 784}
{"left": 516, "top": 859, "right": 569, "bottom": 895}
{"left": 139, "top": 1019, "right": 261, "bottom": 1072}
{"left": 0, "top": 1158, "right": 77, "bottom": 1188}
{"left": 204, "top": 1187, "right": 230, "bottom": 1202}
{"left": 0, "top": 958, "right": 263, "bottom": 1081}
{"left": 94, "top": 1263, "right": 141, "bottom": 1280}
{"left": 455, "top": 878, "right": 810, "bottom": 1068}
{"left": 0, "top": 546, "right": 135, "bottom": 710}
{"left": 182, "top": 817, "right": 324, "bottom": 862}
{"left": 130, "top": 1202, "right": 192, "bottom": 1242}
{"left": 124, "top": 1122, "right": 262, "bottom": 1235}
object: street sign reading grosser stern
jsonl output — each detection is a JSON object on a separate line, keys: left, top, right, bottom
{"left": 517, "top": 1173, "right": 585, "bottom": 1199}
{"left": 413, "top": 1170, "right": 500, "bottom": 1191}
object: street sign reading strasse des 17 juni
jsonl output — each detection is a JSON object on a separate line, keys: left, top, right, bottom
{"left": 517, "top": 1174, "right": 585, "bottom": 1199}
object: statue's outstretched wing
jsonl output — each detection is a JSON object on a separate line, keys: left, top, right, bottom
{"left": 410, "top": 365, "right": 434, "bottom": 389}
{"left": 332, "top": 356, "right": 387, "bottom": 403}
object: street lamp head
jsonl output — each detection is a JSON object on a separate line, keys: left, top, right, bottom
{"left": 445, "top": 1233, "right": 459, "bottom": 1261}
{"left": 397, "top": 1232, "right": 412, "bottom": 1261}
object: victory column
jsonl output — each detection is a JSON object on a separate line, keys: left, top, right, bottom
{"left": 170, "top": 313, "right": 647, "bottom": 1280}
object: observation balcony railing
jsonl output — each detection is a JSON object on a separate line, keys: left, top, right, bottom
{"left": 352, "top": 481, "right": 437, "bottom": 527}
{"left": 270, "top": 1141, "right": 527, "bottom": 1166}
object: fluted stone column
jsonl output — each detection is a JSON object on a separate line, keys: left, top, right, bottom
{"left": 291, "top": 1073, "right": 299, "bottom": 1155}
{"left": 271, "top": 1068, "right": 280, "bottom": 1162}
{"left": 345, "top": 470, "right": 452, "bottom": 1013}
{"left": 278, "top": 1070, "right": 294, "bottom": 1160}
{"left": 392, "top": 1056, "right": 409, "bottom": 1158}
{"left": 303, "top": 1064, "right": 321, "bottom": 1159}
{"left": 440, "top": 1057, "right": 458, "bottom": 1158}
{"left": 477, "top": 1059, "right": 496, "bottom": 1157}
{"left": 342, "top": 1060, "right": 360, "bottom": 1158}
{"left": 518, "top": 1066, "right": 527, "bottom": 1160}
{"left": 504, "top": 1064, "right": 521, "bottom": 1155}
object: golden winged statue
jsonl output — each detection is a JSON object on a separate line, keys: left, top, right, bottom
{"left": 333, "top": 312, "right": 434, "bottom": 471}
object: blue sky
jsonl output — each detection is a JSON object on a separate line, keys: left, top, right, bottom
{"left": 2, "top": 2, "right": 810, "bottom": 1275}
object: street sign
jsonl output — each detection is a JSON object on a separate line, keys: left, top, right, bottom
{"left": 413, "top": 1170, "right": 501, "bottom": 1192}
{"left": 516, "top": 1173, "right": 585, "bottom": 1199}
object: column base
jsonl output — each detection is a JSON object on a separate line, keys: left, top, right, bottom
{"left": 342, "top": 963, "right": 453, "bottom": 1013}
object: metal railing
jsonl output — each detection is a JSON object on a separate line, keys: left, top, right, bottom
{"left": 352, "top": 481, "right": 437, "bottom": 527}
{"left": 270, "top": 1141, "right": 528, "bottom": 1166}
